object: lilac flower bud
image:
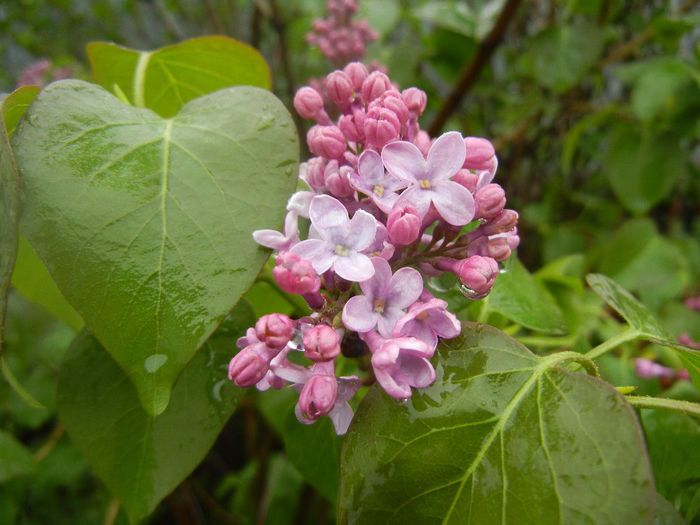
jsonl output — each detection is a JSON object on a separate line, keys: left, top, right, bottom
{"left": 325, "top": 164, "right": 354, "bottom": 198}
{"left": 307, "top": 125, "right": 346, "bottom": 159}
{"left": 304, "top": 157, "right": 327, "bottom": 191}
{"left": 338, "top": 109, "right": 366, "bottom": 143}
{"left": 273, "top": 251, "right": 321, "bottom": 295}
{"left": 228, "top": 345, "right": 270, "bottom": 387}
{"left": 293, "top": 87, "right": 325, "bottom": 120}
{"left": 487, "top": 236, "right": 512, "bottom": 262}
{"left": 361, "top": 71, "right": 392, "bottom": 103}
{"left": 452, "top": 169, "right": 479, "bottom": 193}
{"left": 456, "top": 256, "right": 498, "bottom": 299}
{"left": 387, "top": 205, "right": 421, "bottom": 245}
{"left": 401, "top": 87, "right": 427, "bottom": 116}
{"left": 298, "top": 374, "right": 338, "bottom": 419}
{"left": 463, "top": 137, "right": 496, "bottom": 171}
{"left": 475, "top": 183, "right": 506, "bottom": 220}
{"left": 373, "top": 90, "right": 409, "bottom": 126}
{"left": 255, "top": 313, "right": 296, "bottom": 349}
{"left": 344, "top": 61, "right": 369, "bottom": 90}
{"left": 326, "top": 70, "right": 354, "bottom": 108}
{"left": 364, "top": 106, "right": 400, "bottom": 149}
{"left": 482, "top": 209, "right": 519, "bottom": 235}
{"left": 303, "top": 325, "right": 341, "bottom": 361}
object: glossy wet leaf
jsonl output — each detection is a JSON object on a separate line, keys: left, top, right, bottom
{"left": 1, "top": 88, "right": 38, "bottom": 355}
{"left": 87, "top": 36, "right": 271, "bottom": 118}
{"left": 339, "top": 323, "right": 653, "bottom": 524}
{"left": 56, "top": 302, "right": 254, "bottom": 524}
{"left": 486, "top": 258, "right": 567, "bottom": 334}
{"left": 14, "top": 80, "right": 298, "bottom": 414}
{"left": 587, "top": 273, "right": 700, "bottom": 389}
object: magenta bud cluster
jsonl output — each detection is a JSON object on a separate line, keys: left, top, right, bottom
{"left": 230, "top": 58, "right": 519, "bottom": 435}
{"left": 306, "top": 0, "right": 378, "bottom": 67}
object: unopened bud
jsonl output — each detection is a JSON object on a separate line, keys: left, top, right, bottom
{"left": 387, "top": 205, "right": 421, "bottom": 245}
{"left": 401, "top": 87, "right": 427, "bottom": 115}
{"left": 475, "top": 183, "right": 506, "bottom": 220}
{"left": 307, "top": 125, "right": 346, "bottom": 159}
{"left": 463, "top": 137, "right": 496, "bottom": 170}
{"left": 228, "top": 346, "right": 270, "bottom": 387}
{"left": 361, "top": 71, "right": 392, "bottom": 103}
{"left": 364, "top": 106, "right": 400, "bottom": 149}
{"left": 344, "top": 61, "right": 369, "bottom": 90}
{"left": 255, "top": 314, "right": 295, "bottom": 349}
{"left": 293, "top": 87, "right": 325, "bottom": 120}
{"left": 298, "top": 374, "right": 338, "bottom": 419}
{"left": 338, "top": 109, "right": 365, "bottom": 143}
{"left": 326, "top": 70, "right": 354, "bottom": 108}
{"left": 452, "top": 169, "right": 479, "bottom": 193}
{"left": 456, "top": 255, "right": 498, "bottom": 299}
{"left": 273, "top": 252, "right": 321, "bottom": 294}
{"left": 303, "top": 325, "right": 341, "bottom": 361}
{"left": 373, "top": 90, "right": 409, "bottom": 125}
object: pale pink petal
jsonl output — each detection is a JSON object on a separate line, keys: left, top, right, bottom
{"left": 376, "top": 306, "right": 405, "bottom": 338}
{"left": 252, "top": 229, "right": 287, "bottom": 250}
{"left": 395, "top": 186, "right": 432, "bottom": 218}
{"left": 358, "top": 149, "right": 384, "bottom": 180}
{"left": 386, "top": 266, "right": 423, "bottom": 309}
{"left": 426, "top": 131, "right": 466, "bottom": 181}
{"left": 287, "top": 191, "right": 314, "bottom": 218}
{"left": 424, "top": 308, "right": 461, "bottom": 338}
{"left": 333, "top": 251, "right": 374, "bottom": 282}
{"left": 399, "top": 355, "right": 435, "bottom": 388}
{"left": 359, "top": 257, "right": 391, "bottom": 300}
{"left": 345, "top": 209, "right": 379, "bottom": 251}
{"left": 374, "top": 367, "right": 412, "bottom": 399}
{"left": 329, "top": 402, "right": 355, "bottom": 435}
{"left": 381, "top": 140, "right": 426, "bottom": 182}
{"left": 309, "top": 194, "right": 349, "bottom": 230}
{"left": 431, "top": 181, "right": 476, "bottom": 226}
{"left": 290, "top": 239, "right": 333, "bottom": 274}
{"left": 342, "top": 295, "right": 378, "bottom": 332}
{"left": 396, "top": 319, "right": 438, "bottom": 348}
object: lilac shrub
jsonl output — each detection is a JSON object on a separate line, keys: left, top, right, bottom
{"left": 228, "top": 61, "right": 520, "bottom": 434}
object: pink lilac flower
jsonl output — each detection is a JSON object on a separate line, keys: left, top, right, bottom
{"left": 252, "top": 211, "right": 300, "bottom": 252}
{"left": 291, "top": 194, "right": 379, "bottom": 282}
{"left": 361, "top": 330, "right": 436, "bottom": 399}
{"left": 382, "top": 131, "right": 476, "bottom": 226}
{"left": 343, "top": 257, "right": 424, "bottom": 337}
{"left": 350, "top": 149, "right": 407, "bottom": 213}
{"left": 393, "top": 297, "right": 461, "bottom": 348}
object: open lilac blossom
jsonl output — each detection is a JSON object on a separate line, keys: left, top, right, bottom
{"left": 382, "top": 131, "right": 475, "bottom": 226}
{"left": 350, "top": 149, "right": 407, "bottom": 213}
{"left": 361, "top": 331, "right": 436, "bottom": 399}
{"left": 291, "top": 194, "right": 379, "bottom": 282}
{"left": 252, "top": 211, "right": 299, "bottom": 252}
{"left": 393, "top": 297, "right": 461, "bottom": 348}
{"left": 343, "top": 257, "right": 423, "bottom": 337}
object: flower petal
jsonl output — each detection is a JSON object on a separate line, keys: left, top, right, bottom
{"left": 357, "top": 149, "right": 384, "bottom": 183}
{"left": 329, "top": 401, "right": 354, "bottom": 435}
{"left": 290, "top": 239, "right": 333, "bottom": 274}
{"left": 333, "top": 251, "right": 375, "bottom": 282}
{"left": 309, "top": 194, "right": 349, "bottom": 230}
{"left": 342, "top": 295, "right": 378, "bottom": 332}
{"left": 399, "top": 355, "right": 435, "bottom": 388}
{"left": 345, "top": 209, "right": 379, "bottom": 251}
{"left": 431, "top": 181, "right": 476, "bottom": 226}
{"left": 386, "top": 266, "right": 424, "bottom": 309}
{"left": 395, "top": 186, "right": 432, "bottom": 218}
{"left": 426, "top": 131, "right": 466, "bottom": 181}
{"left": 359, "top": 257, "right": 392, "bottom": 300}
{"left": 381, "top": 140, "right": 426, "bottom": 182}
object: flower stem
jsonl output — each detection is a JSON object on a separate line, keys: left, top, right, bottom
{"left": 625, "top": 395, "right": 700, "bottom": 417}
{"left": 584, "top": 328, "right": 640, "bottom": 361}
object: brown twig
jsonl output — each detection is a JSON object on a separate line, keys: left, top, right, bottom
{"left": 33, "top": 424, "right": 65, "bottom": 462}
{"left": 427, "top": 0, "right": 524, "bottom": 136}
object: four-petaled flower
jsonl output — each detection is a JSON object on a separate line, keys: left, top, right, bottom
{"left": 350, "top": 149, "right": 407, "bottom": 213}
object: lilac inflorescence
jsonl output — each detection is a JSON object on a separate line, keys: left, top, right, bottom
{"left": 229, "top": 62, "right": 520, "bottom": 435}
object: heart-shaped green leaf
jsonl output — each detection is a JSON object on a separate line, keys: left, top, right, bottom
{"left": 339, "top": 323, "right": 653, "bottom": 524}
{"left": 87, "top": 36, "right": 271, "bottom": 118}
{"left": 1, "top": 87, "right": 39, "bottom": 354}
{"left": 586, "top": 273, "right": 700, "bottom": 389}
{"left": 14, "top": 80, "right": 298, "bottom": 414}
{"left": 56, "top": 302, "right": 255, "bottom": 524}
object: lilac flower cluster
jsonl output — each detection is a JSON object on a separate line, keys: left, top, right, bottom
{"left": 306, "top": 0, "right": 378, "bottom": 67}
{"left": 228, "top": 62, "right": 519, "bottom": 435}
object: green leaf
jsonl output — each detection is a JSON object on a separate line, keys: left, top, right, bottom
{"left": 339, "top": 323, "right": 653, "bottom": 524}
{"left": 14, "top": 80, "right": 298, "bottom": 415}
{"left": 486, "top": 258, "right": 567, "bottom": 333}
{"left": 258, "top": 388, "right": 342, "bottom": 504}
{"left": 654, "top": 493, "right": 687, "bottom": 525}
{"left": 87, "top": 36, "right": 271, "bottom": 118}
{"left": 529, "top": 21, "right": 606, "bottom": 93}
{"left": 11, "top": 234, "right": 84, "bottom": 332}
{"left": 56, "top": 302, "right": 254, "bottom": 524}
{"left": 586, "top": 274, "right": 700, "bottom": 389}
{"left": 1, "top": 88, "right": 39, "bottom": 356}
{"left": 0, "top": 430, "right": 36, "bottom": 482}
{"left": 605, "top": 125, "right": 687, "bottom": 215}
{"left": 643, "top": 410, "right": 700, "bottom": 523}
